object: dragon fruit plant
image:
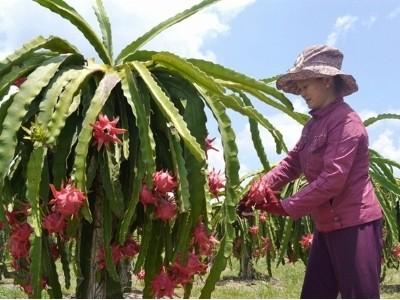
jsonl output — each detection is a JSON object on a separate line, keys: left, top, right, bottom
{"left": 0, "top": 0, "right": 307, "bottom": 298}
{"left": 2, "top": 0, "right": 398, "bottom": 296}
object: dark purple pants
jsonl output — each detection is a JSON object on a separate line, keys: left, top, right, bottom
{"left": 301, "top": 219, "right": 383, "bottom": 299}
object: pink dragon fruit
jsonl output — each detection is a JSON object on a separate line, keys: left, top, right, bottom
{"left": 121, "top": 238, "right": 140, "bottom": 257}
{"left": 299, "top": 233, "right": 314, "bottom": 250}
{"left": 168, "top": 261, "right": 192, "bottom": 286}
{"left": 49, "top": 181, "right": 86, "bottom": 217}
{"left": 192, "top": 220, "right": 218, "bottom": 256}
{"left": 185, "top": 252, "right": 207, "bottom": 275}
{"left": 208, "top": 168, "right": 225, "bottom": 198}
{"left": 9, "top": 239, "right": 30, "bottom": 259}
{"left": 151, "top": 268, "right": 176, "bottom": 299}
{"left": 43, "top": 212, "right": 66, "bottom": 234}
{"left": 139, "top": 184, "right": 157, "bottom": 207}
{"left": 111, "top": 244, "right": 123, "bottom": 264}
{"left": 153, "top": 170, "right": 177, "bottom": 194}
{"left": 90, "top": 114, "right": 127, "bottom": 151}
{"left": 96, "top": 245, "right": 123, "bottom": 270}
{"left": 154, "top": 198, "right": 177, "bottom": 221}
{"left": 20, "top": 283, "right": 33, "bottom": 296}
{"left": 6, "top": 204, "right": 30, "bottom": 226}
{"left": 248, "top": 177, "right": 268, "bottom": 205}
{"left": 11, "top": 223, "right": 33, "bottom": 242}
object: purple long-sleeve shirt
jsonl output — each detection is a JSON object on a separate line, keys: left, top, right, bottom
{"left": 264, "top": 98, "right": 382, "bottom": 232}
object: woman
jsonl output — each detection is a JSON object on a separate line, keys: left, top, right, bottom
{"left": 261, "top": 45, "right": 383, "bottom": 298}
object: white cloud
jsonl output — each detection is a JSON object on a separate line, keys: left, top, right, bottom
{"left": 326, "top": 15, "right": 358, "bottom": 46}
{"left": 0, "top": 0, "right": 255, "bottom": 62}
{"left": 370, "top": 130, "right": 400, "bottom": 162}
{"left": 388, "top": 5, "right": 400, "bottom": 19}
{"left": 362, "top": 16, "right": 377, "bottom": 29}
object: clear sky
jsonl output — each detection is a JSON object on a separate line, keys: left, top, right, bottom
{"left": 1, "top": 0, "right": 399, "bottom": 175}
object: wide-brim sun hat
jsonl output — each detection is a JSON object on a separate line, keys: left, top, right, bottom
{"left": 276, "top": 45, "right": 358, "bottom": 97}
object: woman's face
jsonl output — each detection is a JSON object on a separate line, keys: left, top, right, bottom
{"left": 296, "top": 77, "right": 335, "bottom": 110}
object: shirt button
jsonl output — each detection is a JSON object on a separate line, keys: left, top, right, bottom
{"left": 333, "top": 216, "right": 340, "bottom": 222}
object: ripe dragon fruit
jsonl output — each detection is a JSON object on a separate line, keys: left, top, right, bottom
{"left": 299, "top": 233, "right": 314, "bottom": 250}
{"left": 121, "top": 237, "right": 140, "bottom": 257}
{"left": 90, "top": 114, "right": 127, "bottom": 151}
{"left": 237, "top": 176, "right": 280, "bottom": 215}
{"left": 208, "top": 168, "right": 225, "bottom": 198}
{"left": 139, "top": 184, "right": 157, "bottom": 207}
{"left": 153, "top": 170, "right": 177, "bottom": 194}
{"left": 43, "top": 212, "right": 66, "bottom": 234}
{"left": 11, "top": 223, "right": 33, "bottom": 242}
{"left": 185, "top": 252, "right": 207, "bottom": 275}
{"left": 154, "top": 198, "right": 177, "bottom": 221}
{"left": 20, "top": 278, "right": 47, "bottom": 296}
{"left": 9, "top": 222, "right": 32, "bottom": 259}
{"left": 20, "top": 283, "right": 33, "bottom": 296}
{"left": 192, "top": 220, "right": 219, "bottom": 256}
{"left": 168, "top": 261, "right": 192, "bottom": 286}
{"left": 9, "top": 239, "right": 30, "bottom": 259}
{"left": 96, "top": 245, "right": 123, "bottom": 270}
{"left": 151, "top": 268, "right": 176, "bottom": 299}
{"left": 97, "top": 239, "right": 139, "bottom": 270}
{"left": 111, "top": 244, "right": 123, "bottom": 264}
{"left": 248, "top": 177, "right": 268, "bottom": 205}
{"left": 168, "top": 252, "right": 208, "bottom": 286}
{"left": 49, "top": 181, "right": 86, "bottom": 217}
{"left": 6, "top": 204, "right": 30, "bottom": 226}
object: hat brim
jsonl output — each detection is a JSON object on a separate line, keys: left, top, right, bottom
{"left": 276, "top": 66, "right": 358, "bottom": 97}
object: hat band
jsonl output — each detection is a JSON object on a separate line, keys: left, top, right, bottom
{"left": 290, "top": 61, "right": 341, "bottom": 72}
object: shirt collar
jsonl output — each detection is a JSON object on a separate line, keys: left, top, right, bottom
{"left": 309, "top": 98, "right": 344, "bottom": 119}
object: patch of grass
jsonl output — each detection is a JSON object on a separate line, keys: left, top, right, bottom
{"left": 1, "top": 258, "right": 400, "bottom": 298}
{"left": 185, "top": 259, "right": 303, "bottom": 299}
{"left": 381, "top": 266, "right": 400, "bottom": 299}
{"left": 0, "top": 279, "right": 26, "bottom": 299}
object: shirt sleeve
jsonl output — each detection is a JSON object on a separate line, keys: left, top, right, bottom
{"left": 281, "top": 119, "right": 362, "bottom": 220}
{"left": 262, "top": 136, "right": 304, "bottom": 191}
